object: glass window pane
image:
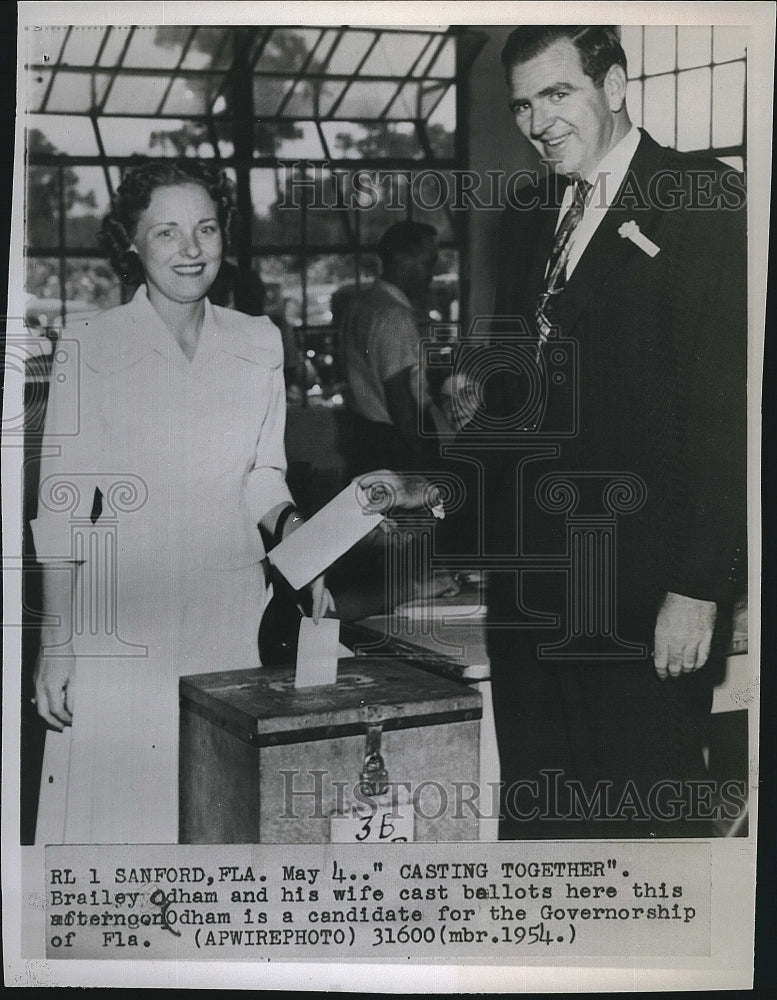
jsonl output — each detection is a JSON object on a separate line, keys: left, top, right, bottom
{"left": 61, "top": 26, "right": 108, "bottom": 66}
{"left": 251, "top": 168, "right": 302, "bottom": 246}
{"left": 25, "top": 25, "right": 68, "bottom": 66}
{"left": 677, "top": 67, "right": 711, "bottom": 151}
{"left": 257, "top": 255, "right": 303, "bottom": 327}
{"left": 323, "top": 121, "right": 424, "bottom": 159}
{"left": 26, "top": 167, "right": 60, "bottom": 248}
{"left": 255, "top": 28, "right": 323, "bottom": 73}
{"left": 162, "top": 74, "right": 222, "bottom": 115}
{"left": 182, "top": 27, "right": 233, "bottom": 70}
{"left": 412, "top": 36, "right": 444, "bottom": 77}
{"left": 426, "top": 118, "right": 455, "bottom": 158}
{"left": 713, "top": 26, "right": 748, "bottom": 63}
{"left": 421, "top": 82, "right": 449, "bottom": 119}
{"left": 267, "top": 121, "right": 324, "bottom": 158}
{"left": 643, "top": 26, "right": 676, "bottom": 76}
{"left": 386, "top": 122, "right": 426, "bottom": 158}
{"left": 64, "top": 259, "right": 122, "bottom": 320}
{"left": 122, "top": 26, "right": 191, "bottom": 69}
{"left": 98, "top": 117, "right": 202, "bottom": 156}
{"left": 677, "top": 26, "right": 712, "bottom": 69}
{"left": 320, "top": 122, "right": 370, "bottom": 159}
{"left": 333, "top": 81, "right": 401, "bottom": 118}
{"left": 26, "top": 257, "right": 62, "bottom": 319}
{"left": 65, "top": 167, "right": 112, "bottom": 248}
{"left": 426, "top": 85, "right": 455, "bottom": 134}
{"left": 620, "top": 25, "right": 643, "bottom": 79}
{"left": 626, "top": 79, "right": 643, "bottom": 128}
{"left": 127, "top": 120, "right": 217, "bottom": 158}
{"left": 25, "top": 258, "right": 121, "bottom": 329}
{"left": 359, "top": 32, "right": 430, "bottom": 76}
{"left": 281, "top": 78, "right": 346, "bottom": 117}
{"left": 385, "top": 82, "right": 421, "bottom": 118}
{"left": 254, "top": 121, "right": 318, "bottom": 157}
{"left": 712, "top": 62, "right": 745, "bottom": 147}
{"left": 103, "top": 74, "right": 171, "bottom": 114}
{"left": 98, "top": 26, "right": 130, "bottom": 67}
{"left": 310, "top": 30, "right": 343, "bottom": 72}
{"left": 27, "top": 115, "right": 100, "bottom": 156}
{"left": 27, "top": 70, "right": 52, "bottom": 113}
{"left": 326, "top": 31, "right": 376, "bottom": 75}
{"left": 253, "top": 76, "right": 295, "bottom": 116}
{"left": 643, "top": 73, "right": 676, "bottom": 147}
{"left": 427, "top": 36, "right": 456, "bottom": 77}
{"left": 45, "top": 71, "right": 112, "bottom": 113}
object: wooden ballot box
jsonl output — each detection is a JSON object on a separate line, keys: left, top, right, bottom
{"left": 179, "top": 658, "right": 482, "bottom": 844}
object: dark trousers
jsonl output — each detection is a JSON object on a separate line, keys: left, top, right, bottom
{"left": 490, "top": 629, "right": 721, "bottom": 838}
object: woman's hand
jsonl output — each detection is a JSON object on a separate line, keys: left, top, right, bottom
{"left": 307, "top": 574, "right": 336, "bottom": 624}
{"left": 34, "top": 646, "right": 76, "bottom": 730}
{"left": 276, "top": 506, "right": 336, "bottom": 623}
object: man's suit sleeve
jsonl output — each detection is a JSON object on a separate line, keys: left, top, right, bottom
{"left": 662, "top": 170, "right": 747, "bottom": 604}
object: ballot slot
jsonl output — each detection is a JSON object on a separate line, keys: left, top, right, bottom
{"left": 179, "top": 658, "right": 481, "bottom": 844}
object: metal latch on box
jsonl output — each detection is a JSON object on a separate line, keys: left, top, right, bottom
{"left": 359, "top": 724, "right": 388, "bottom": 797}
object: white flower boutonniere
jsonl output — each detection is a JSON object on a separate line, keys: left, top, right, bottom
{"left": 618, "top": 220, "right": 660, "bottom": 257}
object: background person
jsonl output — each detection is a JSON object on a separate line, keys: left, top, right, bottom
{"left": 339, "top": 220, "right": 441, "bottom": 476}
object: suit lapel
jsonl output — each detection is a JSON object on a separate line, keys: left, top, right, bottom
{"left": 551, "top": 131, "right": 667, "bottom": 338}
{"left": 524, "top": 196, "right": 562, "bottom": 312}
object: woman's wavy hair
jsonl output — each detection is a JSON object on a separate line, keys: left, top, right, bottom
{"left": 97, "top": 159, "right": 235, "bottom": 287}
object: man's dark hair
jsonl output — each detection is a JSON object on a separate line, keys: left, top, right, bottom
{"left": 377, "top": 221, "right": 437, "bottom": 271}
{"left": 501, "top": 25, "right": 627, "bottom": 86}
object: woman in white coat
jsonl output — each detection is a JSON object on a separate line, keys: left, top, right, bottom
{"left": 31, "top": 160, "right": 331, "bottom": 844}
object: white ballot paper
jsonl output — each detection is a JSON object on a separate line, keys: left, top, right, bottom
{"left": 295, "top": 616, "right": 341, "bottom": 688}
{"left": 269, "top": 483, "right": 384, "bottom": 590}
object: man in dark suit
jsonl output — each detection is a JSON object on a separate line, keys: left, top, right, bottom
{"left": 435, "top": 25, "right": 747, "bottom": 837}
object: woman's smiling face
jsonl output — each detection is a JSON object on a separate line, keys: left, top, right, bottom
{"left": 131, "top": 183, "right": 223, "bottom": 305}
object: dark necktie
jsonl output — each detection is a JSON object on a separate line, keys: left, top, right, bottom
{"left": 535, "top": 178, "right": 590, "bottom": 361}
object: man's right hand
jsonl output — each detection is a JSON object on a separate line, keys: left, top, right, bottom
{"left": 358, "top": 470, "right": 442, "bottom": 514}
{"left": 34, "top": 648, "right": 75, "bottom": 730}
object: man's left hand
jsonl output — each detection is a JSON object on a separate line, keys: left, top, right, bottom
{"left": 653, "top": 591, "right": 717, "bottom": 679}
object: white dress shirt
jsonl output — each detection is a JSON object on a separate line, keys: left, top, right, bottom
{"left": 558, "top": 125, "right": 642, "bottom": 277}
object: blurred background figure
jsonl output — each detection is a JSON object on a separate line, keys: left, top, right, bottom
{"left": 338, "top": 220, "right": 442, "bottom": 477}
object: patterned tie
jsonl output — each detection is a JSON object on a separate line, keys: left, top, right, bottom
{"left": 535, "top": 178, "right": 590, "bottom": 362}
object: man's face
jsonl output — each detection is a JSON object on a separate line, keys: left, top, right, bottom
{"left": 506, "top": 37, "right": 621, "bottom": 178}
